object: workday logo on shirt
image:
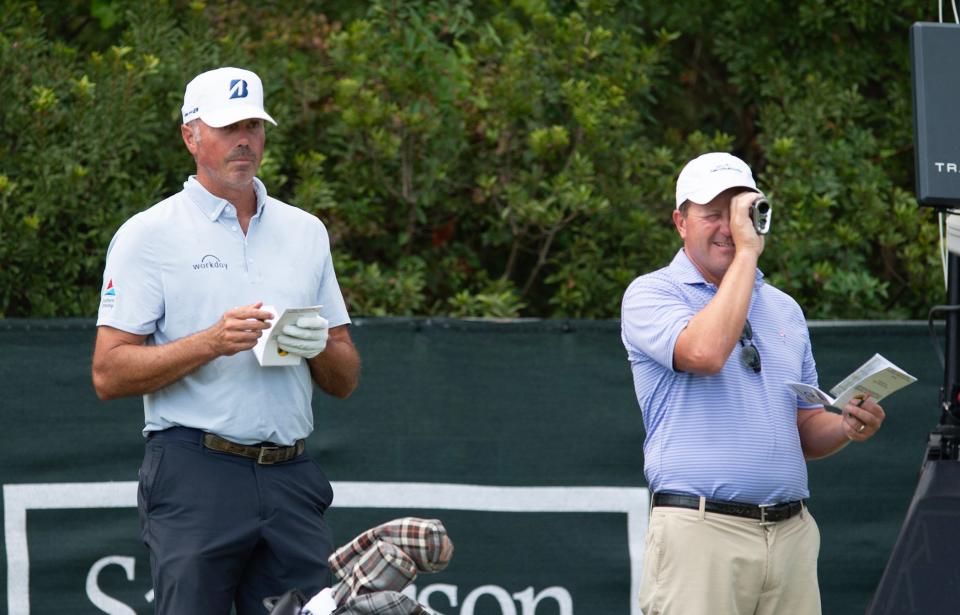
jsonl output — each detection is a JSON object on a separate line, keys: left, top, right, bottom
{"left": 193, "top": 255, "right": 228, "bottom": 271}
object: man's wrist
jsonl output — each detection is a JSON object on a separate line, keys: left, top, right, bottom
{"left": 731, "top": 249, "right": 760, "bottom": 270}
{"left": 196, "top": 327, "right": 223, "bottom": 360}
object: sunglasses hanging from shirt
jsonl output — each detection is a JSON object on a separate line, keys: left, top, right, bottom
{"left": 739, "top": 319, "right": 762, "bottom": 373}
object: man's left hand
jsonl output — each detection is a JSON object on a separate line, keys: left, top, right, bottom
{"left": 277, "top": 315, "right": 329, "bottom": 359}
{"left": 843, "top": 395, "right": 886, "bottom": 442}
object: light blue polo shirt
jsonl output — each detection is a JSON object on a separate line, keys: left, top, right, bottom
{"left": 97, "top": 176, "right": 350, "bottom": 445}
{"left": 621, "top": 249, "right": 821, "bottom": 505}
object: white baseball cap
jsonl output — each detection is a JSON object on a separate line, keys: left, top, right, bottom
{"left": 675, "top": 152, "right": 758, "bottom": 209}
{"left": 181, "top": 67, "right": 277, "bottom": 127}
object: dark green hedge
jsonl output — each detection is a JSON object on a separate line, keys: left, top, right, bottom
{"left": 0, "top": 0, "right": 941, "bottom": 318}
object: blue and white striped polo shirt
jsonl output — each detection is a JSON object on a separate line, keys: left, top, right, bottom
{"left": 97, "top": 176, "right": 350, "bottom": 445}
{"left": 621, "top": 249, "right": 821, "bottom": 505}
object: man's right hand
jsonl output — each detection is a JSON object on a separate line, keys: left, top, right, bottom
{"left": 729, "top": 191, "right": 765, "bottom": 258}
{"left": 206, "top": 302, "right": 273, "bottom": 357}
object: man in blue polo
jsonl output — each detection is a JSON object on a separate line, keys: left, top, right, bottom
{"left": 621, "top": 152, "right": 887, "bottom": 615}
{"left": 92, "top": 67, "right": 361, "bottom": 614}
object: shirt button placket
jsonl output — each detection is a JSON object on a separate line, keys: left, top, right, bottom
{"left": 243, "top": 238, "right": 260, "bottom": 283}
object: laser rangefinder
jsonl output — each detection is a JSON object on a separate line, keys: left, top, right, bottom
{"left": 750, "top": 197, "right": 772, "bottom": 235}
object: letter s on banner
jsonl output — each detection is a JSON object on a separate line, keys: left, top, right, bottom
{"left": 86, "top": 556, "right": 137, "bottom": 615}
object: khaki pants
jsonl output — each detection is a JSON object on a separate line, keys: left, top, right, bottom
{"left": 639, "top": 503, "right": 821, "bottom": 615}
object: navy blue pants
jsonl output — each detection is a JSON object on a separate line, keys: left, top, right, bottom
{"left": 138, "top": 427, "right": 334, "bottom": 615}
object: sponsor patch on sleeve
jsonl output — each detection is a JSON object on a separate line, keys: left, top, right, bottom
{"left": 100, "top": 278, "right": 116, "bottom": 309}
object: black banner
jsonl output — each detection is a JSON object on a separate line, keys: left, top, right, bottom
{"left": 0, "top": 319, "right": 943, "bottom": 614}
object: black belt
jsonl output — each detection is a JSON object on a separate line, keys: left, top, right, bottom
{"left": 202, "top": 433, "right": 304, "bottom": 465}
{"left": 652, "top": 493, "right": 806, "bottom": 523}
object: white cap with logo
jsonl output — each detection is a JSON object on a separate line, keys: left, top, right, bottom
{"left": 675, "top": 152, "right": 758, "bottom": 209}
{"left": 181, "top": 67, "right": 277, "bottom": 127}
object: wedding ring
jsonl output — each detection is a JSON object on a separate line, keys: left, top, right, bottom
{"left": 856, "top": 422, "right": 866, "bottom": 433}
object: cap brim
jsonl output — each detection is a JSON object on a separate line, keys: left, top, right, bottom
{"left": 200, "top": 106, "right": 277, "bottom": 128}
{"left": 677, "top": 172, "right": 757, "bottom": 208}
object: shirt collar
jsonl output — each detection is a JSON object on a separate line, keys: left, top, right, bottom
{"left": 668, "top": 248, "right": 765, "bottom": 289}
{"left": 183, "top": 176, "right": 267, "bottom": 222}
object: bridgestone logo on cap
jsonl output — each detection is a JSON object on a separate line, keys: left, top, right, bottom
{"left": 229, "top": 79, "right": 249, "bottom": 100}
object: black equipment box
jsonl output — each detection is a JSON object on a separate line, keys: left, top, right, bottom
{"left": 911, "top": 22, "right": 960, "bottom": 208}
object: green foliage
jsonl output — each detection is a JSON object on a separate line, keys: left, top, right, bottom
{"left": 339, "top": 256, "right": 428, "bottom": 316}
{"left": 0, "top": 0, "right": 943, "bottom": 319}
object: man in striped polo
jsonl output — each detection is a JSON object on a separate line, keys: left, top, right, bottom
{"left": 620, "top": 152, "right": 886, "bottom": 615}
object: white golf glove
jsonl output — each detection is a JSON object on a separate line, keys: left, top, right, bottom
{"left": 277, "top": 315, "right": 329, "bottom": 359}
{"left": 301, "top": 587, "right": 336, "bottom": 615}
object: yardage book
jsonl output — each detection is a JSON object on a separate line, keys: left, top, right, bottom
{"left": 786, "top": 353, "right": 917, "bottom": 411}
{"left": 252, "top": 304, "right": 323, "bottom": 367}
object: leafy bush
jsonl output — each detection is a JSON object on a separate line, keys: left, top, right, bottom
{"left": 0, "top": 0, "right": 941, "bottom": 319}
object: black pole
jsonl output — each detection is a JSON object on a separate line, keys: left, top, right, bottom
{"left": 927, "top": 251, "right": 960, "bottom": 460}
{"left": 944, "top": 251, "right": 960, "bottom": 415}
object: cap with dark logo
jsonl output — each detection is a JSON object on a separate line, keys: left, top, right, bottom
{"left": 181, "top": 67, "right": 277, "bottom": 128}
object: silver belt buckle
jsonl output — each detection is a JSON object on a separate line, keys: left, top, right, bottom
{"left": 758, "top": 503, "right": 775, "bottom": 527}
{"left": 258, "top": 445, "right": 280, "bottom": 464}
